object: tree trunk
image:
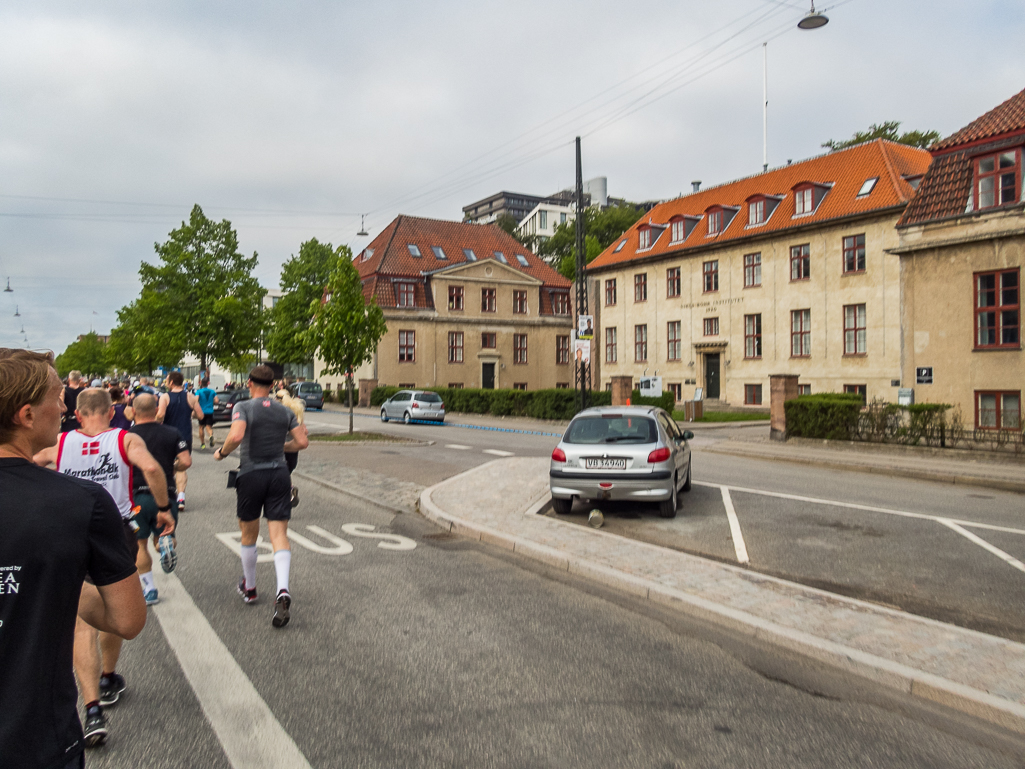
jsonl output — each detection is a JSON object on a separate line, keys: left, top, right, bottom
{"left": 347, "top": 367, "right": 355, "bottom": 434}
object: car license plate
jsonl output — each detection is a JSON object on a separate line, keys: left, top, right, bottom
{"left": 585, "top": 458, "right": 626, "bottom": 470}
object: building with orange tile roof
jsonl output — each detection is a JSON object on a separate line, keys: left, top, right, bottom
{"left": 585, "top": 140, "right": 931, "bottom": 407}
{"left": 316, "top": 215, "right": 574, "bottom": 394}
{"left": 892, "top": 89, "right": 1024, "bottom": 431}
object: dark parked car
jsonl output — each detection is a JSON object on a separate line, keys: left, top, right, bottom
{"left": 289, "top": 381, "right": 324, "bottom": 410}
{"left": 211, "top": 389, "right": 250, "bottom": 423}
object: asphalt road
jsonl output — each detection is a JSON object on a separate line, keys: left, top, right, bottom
{"left": 84, "top": 447, "right": 1024, "bottom": 768}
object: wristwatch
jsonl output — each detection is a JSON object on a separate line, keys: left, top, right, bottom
{"left": 158, "top": 503, "right": 171, "bottom": 512}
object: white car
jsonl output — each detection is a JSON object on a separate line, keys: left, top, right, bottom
{"left": 380, "top": 390, "right": 446, "bottom": 424}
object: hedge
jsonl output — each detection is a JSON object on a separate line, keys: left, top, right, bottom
{"left": 369, "top": 385, "right": 615, "bottom": 421}
{"left": 783, "top": 393, "right": 864, "bottom": 440}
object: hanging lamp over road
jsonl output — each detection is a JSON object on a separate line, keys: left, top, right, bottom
{"left": 14, "top": 305, "right": 20, "bottom": 317}
{"left": 357, "top": 214, "right": 369, "bottom": 237}
{"left": 4, "top": 278, "right": 11, "bottom": 292}
{"left": 798, "top": 1, "right": 828, "bottom": 29}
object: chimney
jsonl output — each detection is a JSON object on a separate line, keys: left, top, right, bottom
{"left": 691, "top": 180, "right": 701, "bottom": 192}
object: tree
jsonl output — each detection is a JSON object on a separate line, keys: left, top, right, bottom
{"left": 305, "top": 256, "right": 387, "bottom": 434}
{"left": 822, "top": 121, "right": 941, "bottom": 151}
{"left": 538, "top": 204, "right": 647, "bottom": 279}
{"left": 55, "top": 332, "right": 109, "bottom": 379}
{"left": 266, "top": 239, "right": 345, "bottom": 366}
{"left": 139, "top": 205, "right": 265, "bottom": 372}
{"left": 106, "top": 293, "right": 186, "bottom": 375}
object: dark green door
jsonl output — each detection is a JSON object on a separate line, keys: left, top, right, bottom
{"left": 706, "top": 354, "right": 720, "bottom": 399}
{"left": 482, "top": 362, "right": 495, "bottom": 389}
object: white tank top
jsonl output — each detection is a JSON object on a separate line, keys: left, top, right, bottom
{"left": 56, "top": 428, "right": 134, "bottom": 519}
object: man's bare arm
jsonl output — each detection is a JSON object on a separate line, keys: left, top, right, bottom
{"left": 283, "top": 424, "right": 310, "bottom": 453}
{"left": 190, "top": 393, "right": 204, "bottom": 420}
{"left": 215, "top": 419, "right": 247, "bottom": 459}
{"left": 78, "top": 577, "right": 146, "bottom": 639}
{"left": 155, "top": 393, "right": 169, "bottom": 423}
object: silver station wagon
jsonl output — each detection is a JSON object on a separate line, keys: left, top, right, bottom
{"left": 549, "top": 406, "right": 693, "bottom": 518}
{"left": 380, "top": 390, "right": 446, "bottom": 424}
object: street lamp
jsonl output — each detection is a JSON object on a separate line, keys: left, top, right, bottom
{"left": 798, "top": 1, "right": 829, "bottom": 29}
{"left": 357, "top": 214, "right": 369, "bottom": 237}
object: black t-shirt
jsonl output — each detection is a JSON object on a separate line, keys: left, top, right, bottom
{"left": 0, "top": 458, "right": 137, "bottom": 769}
{"left": 130, "top": 422, "right": 187, "bottom": 495}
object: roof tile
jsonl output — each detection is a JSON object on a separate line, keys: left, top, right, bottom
{"left": 932, "top": 88, "right": 1025, "bottom": 152}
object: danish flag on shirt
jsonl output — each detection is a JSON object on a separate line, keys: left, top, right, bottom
{"left": 81, "top": 441, "right": 101, "bottom": 456}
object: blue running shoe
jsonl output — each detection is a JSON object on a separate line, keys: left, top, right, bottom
{"left": 144, "top": 589, "right": 159, "bottom": 606}
{"left": 158, "top": 535, "right": 177, "bottom": 573}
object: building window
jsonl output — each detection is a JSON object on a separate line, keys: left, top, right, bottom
{"left": 744, "top": 314, "right": 762, "bottom": 359}
{"left": 703, "top": 260, "right": 719, "bottom": 293}
{"left": 667, "top": 321, "right": 681, "bottom": 361}
{"left": 397, "top": 282, "right": 415, "bottom": 307}
{"left": 703, "top": 317, "right": 719, "bottom": 337}
{"left": 976, "top": 391, "right": 1021, "bottom": 430}
{"left": 638, "top": 227, "right": 651, "bottom": 250}
{"left": 976, "top": 150, "right": 1019, "bottom": 209}
{"left": 634, "top": 325, "right": 648, "bottom": 362}
{"left": 748, "top": 199, "right": 765, "bottom": 226}
{"left": 481, "top": 288, "right": 496, "bottom": 313}
{"left": 513, "top": 334, "right": 528, "bottom": 364}
{"left": 794, "top": 186, "right": 814, "bottom": 215}
{"left": 448, "top": 383, "right": 464, "bottom": 389}
{"left": 857, "top": 177, "right": 878, "bottom": 196}
{"left": 744, "top": 384, "right": 763, "bottom": 405}
{"left": 448, "top": 331, "right": 464, "bottom": 363}
{"left": 513, "top": 382, "right": 527, "bottom": 391}
{"left": 671, "top": 218, "right": 686, "bottom": 242}
{"left": 843, "top": 234, "right": 866, "bottom": 273}
{"left": 432, "top": 246, "right": 447, "bottom": 260}
{"left": 844, "top": 384, "right": 867, "bottom": 404}
{"left": 668, "top": 383, "right": 682, "bottom": 402}
{"left": 790, "top": 244, "right": 810, "bottom": 281}
{"left": 605, "top": 279, "right": 617, "bottom": 306}
{"left": 556, "top": 335, "right": 570, "bottom": 365}
{"left": 605, "top": 327, "right": 617, "bottom": 363}
{"left": 463, "top": 248, "right": 477, "bottom": 261}
{"left": 561, "top": 213, "right": 567, "bottom": 224}
{"left": 513, "top": 290, "right": 528, "bottom": 314}
{"left": 707, "top": 209, "right": 724, "bottom": 235}
{"left": 448, "top": 286, "right": 464, "bottom": 310}
{"left": 798, "top": 384, "right": 811, "bottom": 395}
{"left": 481, "top": 332, "right": 496, "bottom": 349}
{"left": 791, "top": 309, "right": 811, "bottom": 357}
{"left": 975, "top": 269, "right": 1020, "bottom": 348}
{"left": 556, "top": 381, "right": 569, "bottom": 389}
{"left": 407, "top": 244, "right": 422, "bottom": 257}
{"left": 667, "top": 267, "right": 681, "bottom": 298}
{"left": 398, "top": 330, "right": 415, "bottom": 362}
{"left": 539, "top": 210, "right": 547, "bottom": 229}
{"left": 743, "top": 253, "right": 761, "bottom": 288}
{"left": 634, "top": 273, "right": 647, "bottom": 302}
{"left": 843, "top": 304, "right": 867, "bottom": 355}
{"left": 552, "top": 292, "right": 569, "bottom": 315}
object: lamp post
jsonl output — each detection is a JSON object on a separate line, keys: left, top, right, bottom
{"left": 574, "top": 137, "right": 589, "bottom": 413}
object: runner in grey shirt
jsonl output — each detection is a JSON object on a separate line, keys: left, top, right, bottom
{"left": 215, "top": 365, "right": 308, "bottom": 627}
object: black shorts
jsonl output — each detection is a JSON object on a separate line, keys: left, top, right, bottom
{"left": 199, "top": 413, "right": 214, "bottom": 427}
{"left": 133, "top": 492, "right": 179, "bottom": 539}
{"left": 84, "top": 520, "right": 138, "bottom": 585}
{"left": 285, "top": 452, "right": 298, "bottom": 473}
{"left": 236, "top": 467, "right": 292, "bottom": 522}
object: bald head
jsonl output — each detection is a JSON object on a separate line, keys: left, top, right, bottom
{"left": 133, "top": 393, "right": 158, "bottom": 422}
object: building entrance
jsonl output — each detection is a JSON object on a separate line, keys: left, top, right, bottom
{"left": 482, "top": 362, "right": 495, "bottom": 389}
{"left": 705, "top": 353, "right": 720, "bottom": 399}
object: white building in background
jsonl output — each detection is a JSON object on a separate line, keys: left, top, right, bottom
{"left": 517, "top": 201, "right": 575, "bottom": 245}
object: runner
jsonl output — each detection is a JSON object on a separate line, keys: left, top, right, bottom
{"left": 156, "top": 371, "right": 203, "bottom": 510}
{"left": 0, "top": 350, "right": 145, "bottom": 769}
{"left": 109, "top": 387, "right": 133, "bottom": 430}
{"left": 195, "top": 378, "right": 219, "bottom": 450}
{"left": 214, "top": 365, "right": 308, "bottom": 628}
{"left": 34, "top": 388, "right": 172, "bottom": 747}
{"left": 129, "top": 394, "right": 188, "bottom": 605}
{"left": 276, "top": 386, "right": 305, "bottom": 507}
{"left": 61, "top": 370, "right": 86, "bottom": 433}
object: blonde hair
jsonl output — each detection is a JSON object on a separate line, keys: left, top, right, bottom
{"left": 276, "top": 389, "right": 306, "bottom": 425}
{"left": 0, "top": 349, "right": 55, "bottom": 443}
{"left": 76, "top": 387, "right": 113, "bottom": 417}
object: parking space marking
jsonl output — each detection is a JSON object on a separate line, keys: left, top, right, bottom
{"left": 937, "top": 519, "right": 1025, "bottom": 575}
{"left": 483, "top": 449, "right": 515, "bottom": 457}
{"left": 445, "top": 444, "right": 471, "bottom": 450}
{"left": 720, "top": 486, "right": 749, "bottom": 564}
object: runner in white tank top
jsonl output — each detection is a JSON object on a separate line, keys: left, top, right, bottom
{"left": 56, "top": 428, "right": 134, "bottom": 519}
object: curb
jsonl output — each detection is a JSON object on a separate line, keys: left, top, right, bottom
{"left": 418, "top": 468, "right": 1025, "bottom": 735}
{"left": 699, "top": 444, "right": 1025, "bottom": 494}
{"left": 293, "top": 471, "right": 411, "bottom": 516}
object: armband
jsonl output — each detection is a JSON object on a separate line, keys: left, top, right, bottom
{"left": 158, "top": 503, "right": 172, "bottom": 512}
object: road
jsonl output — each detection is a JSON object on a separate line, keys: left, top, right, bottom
{"left": 85, "top": 444, "right": 1023, "bottom": 768}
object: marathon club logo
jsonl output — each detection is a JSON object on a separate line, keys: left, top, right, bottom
{"left": 0, "top": 565, "right": 21, "bottom": 596}
{"left": 63, "top": 452, "right": 122, "bottom": 484}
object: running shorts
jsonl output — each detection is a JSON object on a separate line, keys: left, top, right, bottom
{"left": 235, "top": 467, "right": 292, "bottom": 522}
{"left": 285, "top": 451, "right": 298, "bottom": 473}
{"left": 199, "top": 413, "right": 214, "bottom": 427}
{"left": 133, "top": 492, "right": 179, "bottom": 539}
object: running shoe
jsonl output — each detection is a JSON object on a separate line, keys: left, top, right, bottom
{"left": 237, "top": 578, "right": 258, "bottom": 604}
{"left": 158, "top": 535, "right": 177, "bottom": 573}
{"left": 83, "top": 707, "right": 108, "bottom": 747}
{"left": 290, "top": 486, "right": 299, "bottom": 508}
{"left": 144, "top": 589, "right": 159, "bottom": 606}
{"left": 99, "top": 673, "right": 126, "bottom": 707}
{"left": 177, "top": 493, "right": 185, "bottom": 512}
{"left": 200, "top": 442, "right": 206, "bottom": 449}
{"left": 272, "top": 590, "right": 291, "bottom": 628}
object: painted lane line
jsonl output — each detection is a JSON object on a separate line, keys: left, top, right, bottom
{"left": 483, "top": 449, "right": 515, "bottom": 457}
{"left": 445, "top": 444, "right": 471, "bottom": 450}
{"left": 152, "top": 573, "right": 312, "bottom": 769}
{"left": 936, "top": 519, "right": 1025, "bottom": 575}
{"left": 720, "top": 486, "right": 750, "bottom": 565}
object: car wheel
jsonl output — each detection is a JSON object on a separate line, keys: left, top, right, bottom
{"left": 658, "top": 475, "right": 678, "bottom": 518}
{"left": 551, "top": 497, "right": 572, "bottom": 515}
{"left": 380, "top": 409, "right": 388, "bottom": 423}
{"left": 682, "top": 462, "right": 692, "bottom": 492}
{"left": 403, "top": 411, "right": 412, "bottom": 425}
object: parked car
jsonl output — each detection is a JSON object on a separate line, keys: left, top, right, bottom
{"left": 380, "top": 390, "right": 446, "bottom": 424}
{"left": 211, "top": 389, "right": 250, "bottom": 423}
{"left": 549, "top": 406, "right": 693, "bottom": 518}
{"left": 289, "top": 381, "right": 324, "bottom": 410}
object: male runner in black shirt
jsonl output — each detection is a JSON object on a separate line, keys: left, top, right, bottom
{"left": 0, "top": 349, "right": 145, "bottom": 769}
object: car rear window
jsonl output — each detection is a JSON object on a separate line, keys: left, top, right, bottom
{"left": 564, "top": 416, "right": 658, "bottom": 444}
{"left": 416, "top": 392, "right": 443, "bottom": 403}
{"left": 300, "top": 383, "right": 322, "bottom": 393}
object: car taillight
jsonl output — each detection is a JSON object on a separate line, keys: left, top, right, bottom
{"left": 552, "top": 447, "right": 566, "bottom": 462}
{"left": 438, "top": 403, "right": 444, "bottom": 410}
{"left": 647, "top": 447, "right": 671, "bottom": 463}
{"left": 412, "top": 402, "right": 420, "bottom": 408}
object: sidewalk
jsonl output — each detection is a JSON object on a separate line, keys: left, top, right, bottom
{"left": 419, "top": 457, "right": 1025, "bottom": 735}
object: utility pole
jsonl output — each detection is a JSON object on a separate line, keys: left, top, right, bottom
{"left": 574, "top": 136, "right": 589, "bottom": 413}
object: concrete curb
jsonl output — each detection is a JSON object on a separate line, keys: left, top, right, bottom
{"left": 418, "top": 468, "right": 1025, "bottom": 735}
{"left": 293, "top": 471, "right": 411, "bottom": 517}
{"left": 699, "top": 444, "right": 1025, "bottom": 494}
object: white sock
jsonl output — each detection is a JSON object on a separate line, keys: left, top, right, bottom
{"left": 140, "top": 571, "right": 155, "bottom": 592}
{"left": 273, "top": 549, "right": 291, "bottom": 595}
{"left": 240, "top": 545, "right": 258, "bottom": 590}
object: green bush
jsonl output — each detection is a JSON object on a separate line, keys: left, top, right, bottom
{"left": 784, "top": 393, "right": 863, "bottom": 440}
{"left": 630, "top": 390, "right": 676, "bottom": 412}
{"left": 369, "top": 385, "right": 608, "bottom": 420}
{"left": 370, "top": 385, "right": 401, "bottom": 406}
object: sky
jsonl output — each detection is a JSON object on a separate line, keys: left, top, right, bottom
{"left": 1, "top": 0, "right": 1023, "bottom": 354}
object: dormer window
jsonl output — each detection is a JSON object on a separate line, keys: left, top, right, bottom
{"left": 857, "top": 177, "right": 878, "bottom": 197}
{"left": 792, "top": 182, "right": 831, "bottom": 216}
{"left": 976, "top": 150, "right": 1019, "bottom": 209}
{"left": 407, "top": 244, "right": 422, "bottom": 257}
{"left": 669, "top": 215, "right": 701, "bottom": 243}
{"left": 707, "top": 209, "right": 723, "bottom": 235}
{"left": 638, "top": 227, "right": 652, "bottom": 250}
{"left": 748, "top": 199, "right": 765, "bottom": 225}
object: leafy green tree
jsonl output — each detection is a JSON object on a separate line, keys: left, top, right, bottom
{"left": 106, "top": 293, "right": 186, "bottom": 375}
{"left": 140, "top": 205, "right": 265, "bottom": 372}
{"left": 823, "top": 121, "right": 940, "bottom": 151}
{"left": 539, "top": 204, "right": 647, "bottom": 279}
{"left": 55, "top": 332, "right": 109, "bottom": 379}
{"left": 266, "top": 239, "right": 346, "bottom": 366}
{"left": 305, "top": 256, "right": 387, "bottom": 433}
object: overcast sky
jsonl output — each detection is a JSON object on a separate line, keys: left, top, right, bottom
{"left": 1, "top": 0, "right": 1022, "bottom": 354}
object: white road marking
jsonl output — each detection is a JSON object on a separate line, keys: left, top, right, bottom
{"left": 445, "top": 444, "right": 472, "bottom": 450}
{"left": 152, "top": 573, "right": 312, "bottom": 769}
{"left": 483, "top": 449, "right": 515, "bottom": 457}
{"left": 287, "top": 526, "right": 354, "bottom": 555}
{"left": 720, "top": 486, "right": 749, "bottom": 564}
{"left": 937, "top": 519, "right": 1025, "bottom": 575}
{"left": 341, "top": 523, "right": 417, "bottom": 550}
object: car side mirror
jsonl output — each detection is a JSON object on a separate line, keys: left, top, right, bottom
{"left": 682, "top": 430, "right": 694, "bottom": 440}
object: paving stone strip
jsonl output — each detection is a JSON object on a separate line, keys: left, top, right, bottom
{"left": 295, "top": 460, "right": 424, "bottom": 513}
{"left": 419, "top": 456, "right": 1025, "bottom": 735}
